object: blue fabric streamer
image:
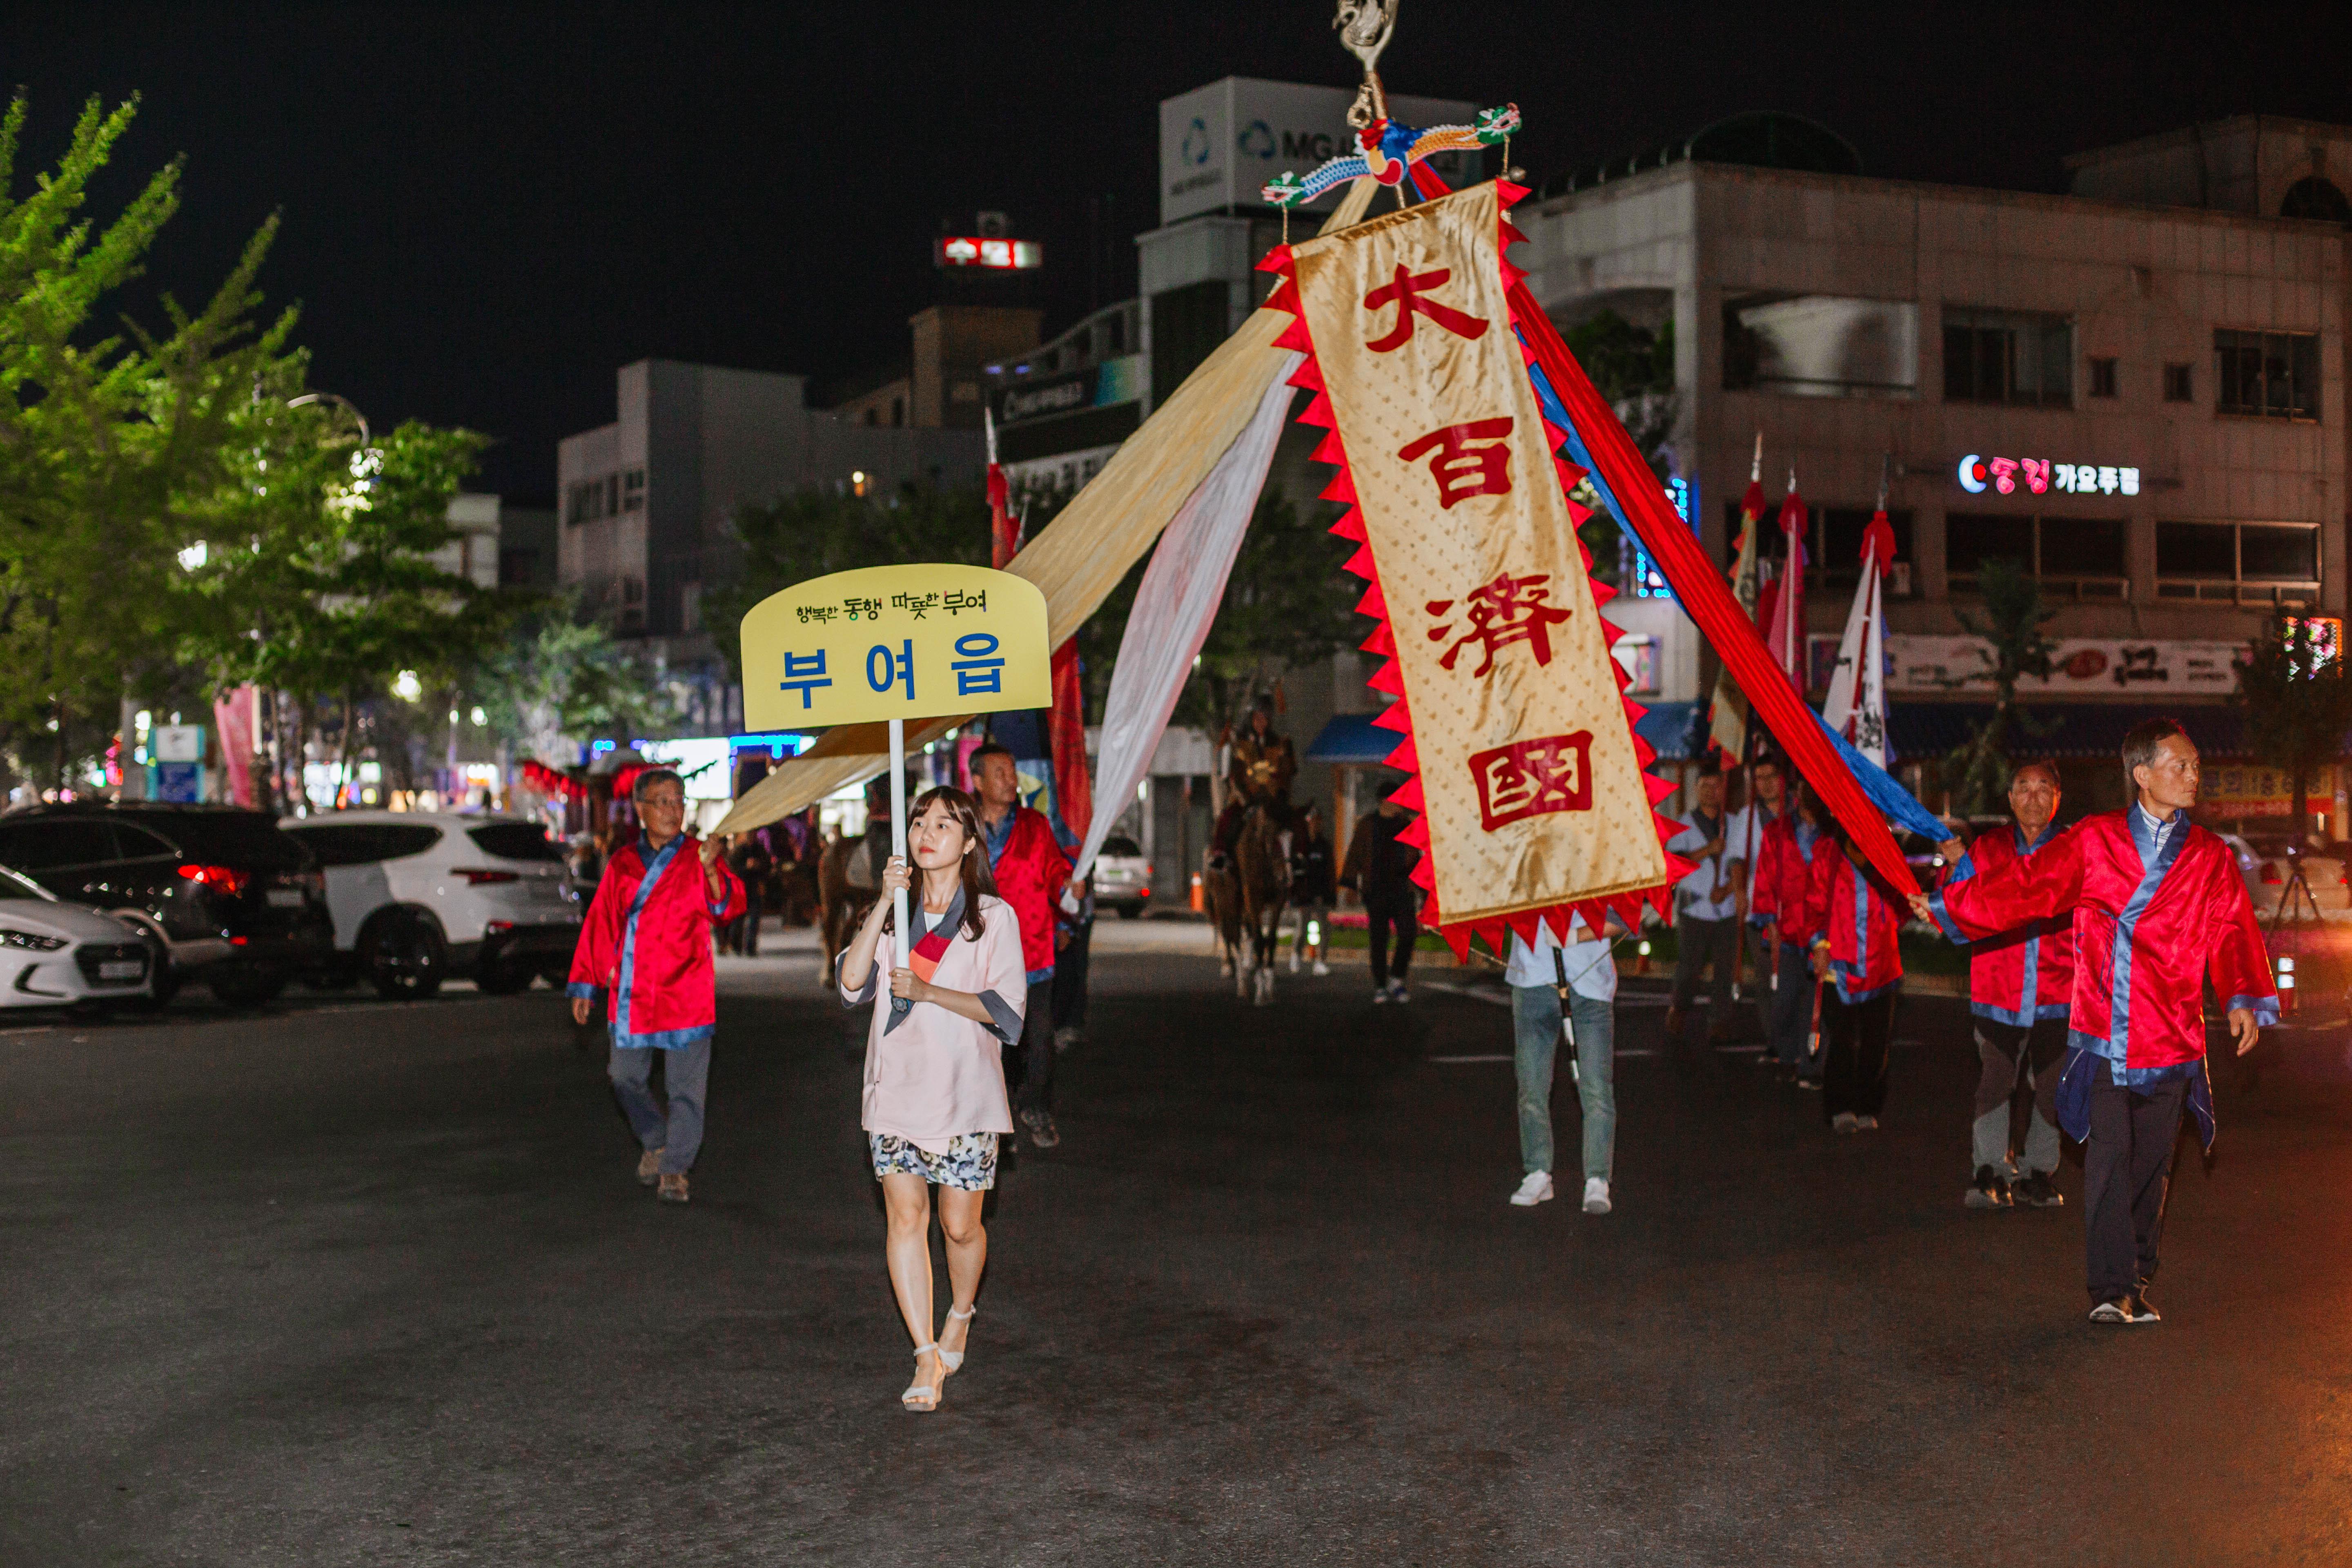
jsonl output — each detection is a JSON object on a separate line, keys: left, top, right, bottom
{"left": 1811, "top": 712, "right": 1948, "bottom": 844}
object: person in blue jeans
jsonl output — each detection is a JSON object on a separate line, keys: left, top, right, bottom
{"left": 1505, "top": 913, "right": 1620, "bottom": 1214}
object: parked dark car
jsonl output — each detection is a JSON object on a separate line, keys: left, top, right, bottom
{"left": 0, "top": 804, "right": 332, "bottom": 1005}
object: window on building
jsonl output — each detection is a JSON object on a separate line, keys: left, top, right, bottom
{"left": 2157, "top": 520, "right": 2321, "bottom": 604}
{"left": 2214, "top": 329, "right": 2319, "bottom": 420}
{"left": 621, "top": 469, "right": 645, "bottom": 511}
{"left": 565, "top": 476, "right": 617, "bottom": 526}
{"left": 891, "top": 396, "right": 905, "bottom": 427}
{"left": 1947, "top": 511, "right": 2127, "bottom": 598}
{"left": 1721, "top": 293, "right": 1918, "bottom": 397}
{"left": 1942, "top": 307, "right": 2073, "bottom": 407}
{"left": 2088, "top": 356, "right": 2118, "bottom": 398}
{"left": 1151, "top": 280, "right": 1232, "bottom": 409}
{"left": 2163, "top": 363, "right": 2193, "bottom": 403}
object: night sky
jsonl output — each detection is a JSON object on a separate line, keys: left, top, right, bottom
{"left": 7, "top": 3, "right": 2348, "bottom": 497}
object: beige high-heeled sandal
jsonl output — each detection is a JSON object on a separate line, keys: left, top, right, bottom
{"left": 902, "top": 1343, "right": 947, "bottom": 1411}
{"left": 937, "top": 1303, "right": 977, "bottom": 1375}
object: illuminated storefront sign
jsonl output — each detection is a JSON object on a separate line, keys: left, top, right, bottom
{"left": 1956, "top": 454, "right": 2140, "bottom": 497}
{"left": 935, "top": 236, "right": 1045, "bottom": 270}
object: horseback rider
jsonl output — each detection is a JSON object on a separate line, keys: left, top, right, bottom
{"left": 1210, "top": 697, "right": 1298, "bottom": 869}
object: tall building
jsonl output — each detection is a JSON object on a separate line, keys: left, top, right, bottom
{"left": 1517, "top": 111, "right": 2350, "bottom": 827}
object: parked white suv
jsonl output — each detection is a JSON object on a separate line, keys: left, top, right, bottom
{"left": 1093, "top": 834, "right": 1154, "bottom": 919}
{"left": 281, "top": 812, "right": 581, "bottom": 997}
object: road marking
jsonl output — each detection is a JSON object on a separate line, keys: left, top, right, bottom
{"left": 1713, "top": 1044, "right": 1768, "bottom": 1054}
{"left": 1419, "top": 981, "right": 1509, "bottom": 1007}
{"left": 1428, "top": 1054, "right": 1512, "bottom": 1063}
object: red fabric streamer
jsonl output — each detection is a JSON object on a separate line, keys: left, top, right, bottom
{"left": 1508, "top": 277, "right": 1921, "bottom": 899}
{"left": 987, "top": 461, "right": 1017, "bottom": 570}
{"left": 1047, "top": 639, "right": 1091, "bottom": 840}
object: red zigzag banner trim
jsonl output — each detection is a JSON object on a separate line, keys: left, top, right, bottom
{"left": 1256, "top": 179, "right": 1692, "bottom": 966}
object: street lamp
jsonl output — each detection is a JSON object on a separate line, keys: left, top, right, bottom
{"left": 286, "top": 391, "right": 371, "bottom": 450}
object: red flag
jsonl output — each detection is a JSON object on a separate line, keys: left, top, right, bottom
{"left": 985, "top": 406, "right": 1018, "bottom": 569}
{"left": 1767, "top": 475, "right": 1808, "bottom": 686}
{"left": 1047, "top": 641, "right": 1091, "bottom": 840}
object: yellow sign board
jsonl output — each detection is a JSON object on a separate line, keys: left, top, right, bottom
{"left": 739, "top": 564, "right": 1052, "bottom": 730}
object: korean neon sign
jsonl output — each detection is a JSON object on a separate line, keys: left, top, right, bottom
{"left": 1957, "top": 454, "right": 2139, "bottom": 497}
{"left": 934, "top": 236, "right": 1044, "bottom": 270}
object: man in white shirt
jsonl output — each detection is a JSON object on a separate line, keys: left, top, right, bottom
{"left": 1664, "top": 768, "right": 1747, "bottom": 1042}
{"left": 1506, "top": 913, "right": 1621, "bottom": 1214}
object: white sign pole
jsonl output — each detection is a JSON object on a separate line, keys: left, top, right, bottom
{"left": 888, "top": 717, "right": 910, "bottom": 947}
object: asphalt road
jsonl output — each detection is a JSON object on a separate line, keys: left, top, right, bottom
{"left": 7, "top": 933, "right": 2352, "bottom": 1565}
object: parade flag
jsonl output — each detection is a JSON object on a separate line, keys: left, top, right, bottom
{"left": 1706, "top": 468, "right": 1765, "bottom": 762}
{"left": 1264, "top": 179, "right": 1686, "bottom": 946}
{"left": 984, "top": 407, "right": 1017, "bottom": 570}
{"left": 1765, "top": 472, "right": 1807, "bottom": 689}
{"left": 1822, "top": 513, "right": 1895, "bottom": 767}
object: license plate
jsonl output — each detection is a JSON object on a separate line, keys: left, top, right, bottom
{"left": 99, "top": 960, "right": 144, "bottom": 980}
{"left": 267, "top": 889, "right": 305, "bottom": 907}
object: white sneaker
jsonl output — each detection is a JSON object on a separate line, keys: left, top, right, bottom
{"left": 1312, "top": 960, "right": 1330, "bottom": 976}
{"left": 1289, "top": 954, "right": 1301, "bottom": 973}
{"left": 1582, "top": 1178, "right": 1612, "bottom": 1214}
{"left": 1509, "top": 1171, "right": 1554, "bottom": 1207}
{"left": 1388, "top": 981, "right": 1411, "bottom": 1004}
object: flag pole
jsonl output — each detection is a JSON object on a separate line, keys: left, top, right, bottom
{"left": 888, "top": 717, "right": 909, "bottom": 954}
{"left": 1726, "top": 432, "right": 1765, "bottom": 1011}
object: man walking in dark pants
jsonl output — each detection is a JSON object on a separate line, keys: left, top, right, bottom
{"left": 1289, "top": 803, "right": 1335, "bottom": 975}
{"left": 1341, "top": 792, "right": 1422, "bottom": 1003}
{"left": 1664, "top": 768, "right": 1738, "bottom": 1042}
{"left": 972, "top": 743, "right": 1079, "bottom": 1149}
{"left": 1936, "top": 762, "right": 2073, "bottom": 1209}
{"left": 1919, "top": 720, "right": 2276, "bottom": 1323}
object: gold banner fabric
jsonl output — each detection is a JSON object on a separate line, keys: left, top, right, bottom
{"left": 1286, "top": 183, "right": 1668, "bottom": 928}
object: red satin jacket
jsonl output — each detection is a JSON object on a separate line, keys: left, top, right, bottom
{"left": 568, "top": 833, "right": 746, "bottom": 1050}
{"left": 1746, "top": 813, "right": 1822, "bottom": 945}
{"left": 1802, "top": 842, "right": 1904, "bottom": 1003}
{"left": 985, "top": 806, "right": 1069, "bottom": 981}
{"left": 1939, "top": 821, "right": 2074, "bottom": 1027}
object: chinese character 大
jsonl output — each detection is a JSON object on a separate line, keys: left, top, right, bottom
{"left": 1361, "top": 264, "right": 1490, "bottom": 353}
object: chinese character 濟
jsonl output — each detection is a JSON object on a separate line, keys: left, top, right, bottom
{"left": 778, "top": 650, "right": 833, "bottom": 709}
{"left": 890, "top": 590, "right": 941, "bottom": 620}
{"left": 943, "top": 589, "right": 987, "bottom": 616}
{"left": 1427, "top": 570, "right": 1575, "bottom": 677}
{"left": 866, "top": 640, "right": 915, "bottom": 700}
{"left": 1397, "top": 416, "right": 1515, "bottom": 510}
{"left": 950, "top": 632, "right": 1006, "bottom": 697}
{"left": 1361, "top": 263, "right": 1490, "bottom": 353}
{"left": 1469, "top": 731, "right": 1595, "bottom": 832}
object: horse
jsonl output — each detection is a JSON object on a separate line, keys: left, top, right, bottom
{"left": 1207, "top": 801, "right": 1291, "bottom": 1004}
{"left": 815, "top": 833, "right": 880, "bottom": 989}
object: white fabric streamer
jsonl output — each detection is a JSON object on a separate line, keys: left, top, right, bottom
{"left": 1821, "top": 540, "right": 1889, "bottom": 767}
{"left": 1069, "top": 352, "right": 1305, "bottom": 879}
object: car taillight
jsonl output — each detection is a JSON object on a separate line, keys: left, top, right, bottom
{"left": 2261, "top": 863, "right": 2284, "bottom": 884}
{"left": 178, "top": 864, "right": 249, "bottom": 897}
{"left": 485, "top": 920, "right": 514, "bottom": 935}
{"left": 457, "top": 869, "right": 519, "bottom": 886}
{"left": 1138, "top": 886, "right": 1152, "bottom": 901}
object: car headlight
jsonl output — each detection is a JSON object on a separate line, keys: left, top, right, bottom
{"left": 0, "top": 928, "right": 69, "bottom": 951}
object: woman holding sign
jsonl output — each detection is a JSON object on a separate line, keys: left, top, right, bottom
{"left": 837, "top": 785, "right": 1027, "bottom": 1413}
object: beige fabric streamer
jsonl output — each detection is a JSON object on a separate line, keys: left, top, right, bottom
{"left": 708, "top": 180, "right": 1377, "bottom": 839}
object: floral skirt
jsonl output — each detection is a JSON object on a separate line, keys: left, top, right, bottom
{"left": 869, "top": 1131, "right": 998, "bottom": 1191}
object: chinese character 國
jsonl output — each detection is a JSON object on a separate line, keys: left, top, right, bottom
{"left": 1469, "top": 731, "right": 1595, "bottom": 832}
{"left": 942, "top": 588, "right": 987, "bottom": 616}
{"left": 1397, "top": 417, "right": 1515, "bottom": 510}
{"left": 1426, "top": 570, "right": 1574, "bottom": 677}
{"left": 865, "top": 640, "right": 914, "bottom": 701}
{"left": 949, "top": 632, "right": 1007, "bottom": 697}
{"left": 1361, "top": 264, "right": 1489, "bottom": 353}
{"left": 778, "top": 650, "right": 833, "bottom": 710}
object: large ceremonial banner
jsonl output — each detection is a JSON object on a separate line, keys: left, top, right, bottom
{"left": 1265, "top": 181, "right": 1679, "bottom": 942}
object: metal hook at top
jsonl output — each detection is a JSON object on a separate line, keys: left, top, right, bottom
{"left": 1334, "top": 0, "right": 1397, "bottom": 127}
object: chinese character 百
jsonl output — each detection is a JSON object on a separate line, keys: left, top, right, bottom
{"left": 950, "top": 632, "right": 1006, "bottom": 697}
{"left": 1469, "top": 731, "right": 1595, "bottom": 832}
{"left": 1397, "top": 416, "right": 1515, "bottom": 510}
{"left": 890, "top": 590, "right": 941, "bottom": 620}
{"left": 866, "top": 639, "right": 914, "bottom": 700}
{"left": 778, "top": 650, "right": 833, "bottom": 709}
{"left": 1427, "top": 570, "right": 1575, "bottom": 677}
{"left": 1361, "top": 264, "right": 1490, "bottom": 353}
{"left": 943, "top": 589, "right": 987, "bottom": 615}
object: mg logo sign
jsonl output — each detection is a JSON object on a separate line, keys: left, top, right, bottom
{"left": 1180, "top": 117, "right": 1212, "bottom": 167}
{"left": 1237, "top": 119, "right": 1276, "bottom": 159}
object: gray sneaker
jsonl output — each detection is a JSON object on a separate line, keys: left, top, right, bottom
{"left": 1020, "top": 1108, "right": 1060, "bottom": 1149}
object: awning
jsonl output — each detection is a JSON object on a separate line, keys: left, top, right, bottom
{"left": 1304, "top": 712, "right": 1401, "bottom": 765}
{"left": 1633, "top": 702, "right": 1704, "bottom": 761}
{"left": 1887, "top": 702, "right": 2249, "bottom": 762}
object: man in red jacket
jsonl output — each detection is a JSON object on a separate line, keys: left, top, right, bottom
{"left": 568, "top": 768, "right": 746, "bottom": 1203}
{"left": 971, "top": 743, "right": 1078, "bottom": 1150}
{"left": 1939, "top": 762, "right": 2074, "bottom": 1211}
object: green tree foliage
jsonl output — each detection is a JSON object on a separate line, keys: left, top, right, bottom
{"left": 478, "top": 598, "right": 686, "bottom": 766}
{"left": 1942, "top": 557, "right": 2059, "bottom": 815}
{"left": 2238, "top": 616, "right": 2352, "bottom": 853}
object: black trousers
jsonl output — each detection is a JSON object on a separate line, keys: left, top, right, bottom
{"left": 2083, "top": 1070, "right": 2187, "bottom": 1303}
{"left": 1367, "top": 899, "right": 1418, "bottom": 988}
{"left": 1007, "top": 978, "right": 1056, "bottom": 1115}
{"left": 1051, "top": 919, "right": 1091, "bottom": 1033}
{"left": 1821, "top": 986, "right": 1897, "bottom": 1120}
